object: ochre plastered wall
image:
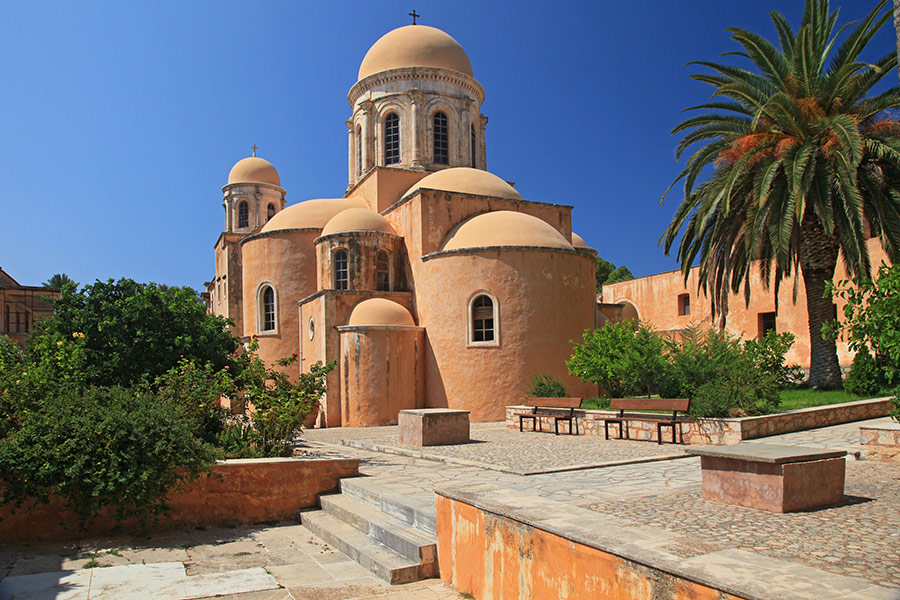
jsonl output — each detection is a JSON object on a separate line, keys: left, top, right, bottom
{"left": 338, "top": 326, "right": 425, "bottom": 426}
{"left": 416, "top": 248, "right": 596, "bottom": 421}
{"left": 436, "top": 495, "right": 747, "bottom": 600}
{"left": 603, "top": 239, "right": 892, "bottom": 367}
{"left": 241, "top": 230, "right": 319, "bottom": 374}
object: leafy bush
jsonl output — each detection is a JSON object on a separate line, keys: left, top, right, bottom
{"left": 0, "top": 385, "right": 216, "bottom": 527}
{"left": 230, "top": 338, "right": 334, "bottom": 457}
{"left": 527, "top": 374, "right": 567, "bottom": 398}
{"left": 843, "top": 346, "right": 887, "bottom": 397}
{"left": 40, "top": 278, "right": 238, "bottom": 388}
{"left": 661, "top": 327, "right": 745, "bottom": 399}
{"left": 152, "top": 358, "right": 233, "bottom": 444}
{"left": 567, "top": 320, "right": 667, "bottom": 397}
{"left": 743, "top": 330, "right": 803, "bottom": 387}
{"left": 691, "top": 359, "right": 780, "bottom": 418}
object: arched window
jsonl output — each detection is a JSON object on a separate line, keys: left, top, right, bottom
{"left": 433, "top": 111, "right": 449, "bottom": 164}
{"left": 238, "top": 201, "right": 249, "bottom": 228}
{"left": 260, "top": 285, "right": 276, "bottom": 332}
{"left": 356, "top": 125, "right": 362, "bottom": 176}
{"left": 469, "top": 293, "right": 497, "bottom": 344}
{"left": 376, "top": 250, "right": 390, "bottom": 291}
{"left": 333, "top": 249, "right": 349, "bottom": 290}
{"left": 384, "top": 113, "right": 400, "bottom": 165}
{"left": 267, "top": 203, "right": 275, "bottom": 221}
{"left": 470, "top": 123, "right": 477, "bottom": 168}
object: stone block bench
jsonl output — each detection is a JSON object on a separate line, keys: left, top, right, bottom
{"left": 398, "top": 409, "right": 470, "bottom": 447}
{"left": 686, "top": 443, "right": 846, "bottom": 513}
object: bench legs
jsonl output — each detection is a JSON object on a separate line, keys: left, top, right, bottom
{"left": 554, "top": 417, "right": 577, "bottom": 435}
{"left": 519, "top": 415, "right": 540, "bottom": 433}
{"left": 604, "top": 419, "right": 626, "bottom": 440}
{"left": 657, "top": 421, "right": 681, "bottom": 445}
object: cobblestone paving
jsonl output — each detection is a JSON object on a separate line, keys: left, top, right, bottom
{"left": 337, "top": 426, "right": 689, "bottom": 474}
{"left": 587, "top": 461, "right": 900, "bottom": 587}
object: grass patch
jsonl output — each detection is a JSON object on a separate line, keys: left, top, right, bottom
{"left": 778, "top": 388, "right": 884, "bottom": 411}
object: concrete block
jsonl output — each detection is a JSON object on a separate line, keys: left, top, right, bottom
{"left": 398, "top": 409, "right": 469, "bottom": 447}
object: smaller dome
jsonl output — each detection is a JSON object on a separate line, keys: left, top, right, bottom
{"left": 347, "top": 298, "right": 415, "bottom": 327}
{"left": 404, "top": 167, "right": 522, "bottom": 201}
{"left": 359, "top": 25, "right": 474, "bottom": 81}
{"left": 228, "top": 156, "right": 281, "bottom": 186}
{"left": 322, "top": 208, "right": 397, "bottom": 237}
{"left": 261, "top": 198, "right": 367, "bottom": 233}
{"left": 442, "top": 211, "right": 573, "bottom": 251}
{"left": 571, "top": 232, "right": 589, "bottom": 248}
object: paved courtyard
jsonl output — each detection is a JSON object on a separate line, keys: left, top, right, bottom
{"left": 1, "top": 417, "right": 897, "bottom": 599}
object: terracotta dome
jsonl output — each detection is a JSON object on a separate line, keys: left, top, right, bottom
{"left": 321, "top": 208, "right": 397, "bottom": 236}
{"left": 261, "top": 198, "right": 367, "bottom": 233}
{"left": 404, "top": 167, "right": 522, "bottom": 201}
{"left": 442, "top": 211, "right": 573, "bottom": 251}
{"left": 347, "top": 298, "right": 415, "bottom": 327}
{"left": 358, "top": 25, "right": 473, "bottom": 81}
{"left": 571, "top": 232, "right": 589, "bottom": 248}
{"left": 227, "top": 156, "right": 281, "bottom": 186}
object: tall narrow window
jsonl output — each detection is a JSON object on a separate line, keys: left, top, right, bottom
{"left": 261, "top": 286, "right": 275, "bottom": 332}
{"left": 376, "top": 250, "right": 390, "bottom": 291}
{"left": 334, "top": 249, "right": 349, "bottom": 290}
{"left": 470, "top": 123, "right": 477, "bottom": 168}
{"left": 677, "top": 293, "right": 690, "bottom": 316}
{"left": 356, "top": 125, "right": 362, "bottom": 176}
{"left": 758, "top": 312, "right": 776, "bottom": 337}
{"left": 384, "top": 113, "right": 400, "bottom": 165}
{"left": 433, "top": 111, "right": 449, "bottom": 164}
{"left": 238, "top": 201, "right": 249, "bottom": 228}
{"left": 267, "top": 203, "right": 275, "bottom": 221}
{"left": 470, "top": 294, "right": 495, "bottom": 343}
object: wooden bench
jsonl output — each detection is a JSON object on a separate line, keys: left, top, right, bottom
{"left": 686, "top": 443, "right": 847, "bottom": 512}
{"left": 604, "top": 398, "right": 690, "bottom": 444}
{"left": 518, "top": 397, "right": 582, "bottom": 435}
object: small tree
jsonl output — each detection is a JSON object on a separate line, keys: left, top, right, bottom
{"left": 43, "top": 273, "right": 77, "bottom": 289}
{"left": 596, "top": 257, "right": 634, "bottom": 293}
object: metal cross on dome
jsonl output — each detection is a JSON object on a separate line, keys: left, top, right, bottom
{"left": 251, "top": 144, "right": 258, "bottom": 157}
{"left": 409, "top": 9, "right": 420, "bottom": 25}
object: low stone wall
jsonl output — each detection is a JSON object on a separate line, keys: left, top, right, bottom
{"left": 436, "top": 485, "right": 748, "bottom": 600}
{"left": 0, "top": 457, "right": 359, "bottom": 543}
{"left": 860, "top": 421, "right": 900, "bottom": 462}
{"left": 507, "top": 398, "right": 892, "bottom": 445}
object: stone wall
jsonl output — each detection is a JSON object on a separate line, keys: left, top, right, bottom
{"left": 507, "top": 398, "right": 892, "bottom": 445}
{"left": 0, "top": 457, "right": 359, "bottom": 544}
{"left": 860, "top": 422, "right": 900, "bottom": 462}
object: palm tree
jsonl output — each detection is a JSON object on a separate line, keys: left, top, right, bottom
{"left": 662, "top": 0, "right": 900, "bottom": 388}
{"left": 43, "top": 273, "right": 77, "bottom": 289}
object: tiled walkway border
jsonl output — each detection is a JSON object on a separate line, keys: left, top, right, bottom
{"left": 506, "top": 398, "right": 892, "bottom": 445}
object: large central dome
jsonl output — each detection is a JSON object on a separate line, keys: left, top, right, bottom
{"left": 358, "top": 25, "right": 474, "bottom": 81}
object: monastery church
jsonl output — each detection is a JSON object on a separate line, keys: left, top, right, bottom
{"left": 206, "top": 23, "right": 598, "bottom": 427}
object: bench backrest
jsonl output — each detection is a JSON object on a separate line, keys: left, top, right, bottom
{"left": 524, "top": 397, "right": 582, "bottom": 409}
{"left": 608, "top": 398, "right": 690, "bottom": 413}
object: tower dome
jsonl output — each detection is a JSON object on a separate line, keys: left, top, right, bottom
{"left": 228, "top": 156, "right": 281, "bottom": 186}
{"left": 404, "top": 167, "right": 522, "bottom": 200}
{"left": 358, "top": 25, "right": 473, "bottom": 81}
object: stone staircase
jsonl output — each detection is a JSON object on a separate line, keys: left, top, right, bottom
{"left": 300, "top": 477, "right": 438, "bottom": 584}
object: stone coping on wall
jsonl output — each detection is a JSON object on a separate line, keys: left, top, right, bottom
{"left": 506, "top": 397, "right": 893, "bottom": 445}
{"left": 860, "top": 421, "right": 900, "bottom": 461}
{"left": 435, "top": 482, "right": 896, "bottom": 600}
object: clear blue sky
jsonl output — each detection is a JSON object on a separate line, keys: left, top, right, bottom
{"left": 2, "top": 1, "right": 895, "bottom": 288}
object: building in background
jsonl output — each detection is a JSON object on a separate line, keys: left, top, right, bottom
{"left": 205, "top": 24, "right": 599, "bottom": 426}
{"left": 0, "top": 267, "right": 60, "bottom": 347}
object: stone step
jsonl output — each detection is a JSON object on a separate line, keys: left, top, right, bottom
{"left": 318, "top": 494, "right": 437, "bottom": 567}
{"left": 339, "top": 478, "right": 437, "bottom": 535}
{"left": 300, "top": 511, "right": 425, "bottom": 585}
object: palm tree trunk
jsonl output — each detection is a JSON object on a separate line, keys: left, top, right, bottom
{"left": 800, "top": 214, "right": 843, "bottom": 389}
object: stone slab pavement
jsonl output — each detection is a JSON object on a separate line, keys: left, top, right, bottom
{"left": 0, "top": 522, "right": 465, "bottom": 600}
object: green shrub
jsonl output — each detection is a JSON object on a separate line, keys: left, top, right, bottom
{"left": 0, "top": 385, "right": 216, "bottom": 527}
{"left": 662, "top": 327, "right": 746, "bottom": 399}
{"left": 691, "top": 360, "right": 780, "bottom": 418}
{"left": 527, "top": 374, "right": 567, "bottom": 398}
{"left": 844, "top": 347, "right": 886, "bottom": 397}
{"left": 567, "top": 320, "right": 667, "bottom": 397}
{"left": 152, "top": 359, "right": 233, "bottom": 444}
{"left": 744, "top": 331, "right": 803, "bottom": 387}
